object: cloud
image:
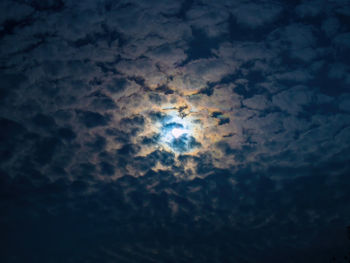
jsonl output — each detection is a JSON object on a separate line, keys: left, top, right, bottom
{"left": 242, "top": 95, "right": 270, "bottom": 111}
{"left": 0, "top": 1, "right": 33, "bottom": 25}
{"left": 322, "top": 17, "right": 340, "bottom": 37}
{"left": 334, "top": 32, "right": 350, "bottom": 48}
{"left": 232, "top": 3, "right": 283, "bottom": 28}
{"left": 183, "top": 58, "right": 233, "bottom": 84}
{"left": 1, "top": 0, "right": 350, "bottom": 262}
{"left": 272, "top": 86, "right": 313, "bottom": 115}
{"left": 76, "top": 110, "right": 110, "bottom": 128}
{"left": 339, "top": 94, "right": 350, "bottom": 112}
{"left": 295, "top": 0, "right": 324, "bottom": 17}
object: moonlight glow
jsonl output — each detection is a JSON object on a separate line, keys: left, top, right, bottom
{"left": 2, "top": 0, "right": 349, "bottom": 261}
{"left": 171, "top": 128, "right": 187, "bottom": 138}
{"left": 156, "top": 109, "right": 201, "bottom": 153}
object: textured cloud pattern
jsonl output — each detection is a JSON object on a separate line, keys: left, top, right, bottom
{"left": 1, "top": 0, "right": 350, "bottom": 262}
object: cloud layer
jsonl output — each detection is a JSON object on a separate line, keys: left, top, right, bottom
{"left": 1, "top": 0, "right": 350, "bottom": 262}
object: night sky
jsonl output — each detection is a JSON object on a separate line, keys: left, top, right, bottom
{"left": 1, "top": 0, "right": 350, "bottom": 262}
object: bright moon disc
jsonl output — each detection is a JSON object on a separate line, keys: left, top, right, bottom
{"left": 171, "top": 128, "right": 187, "bottom": 139}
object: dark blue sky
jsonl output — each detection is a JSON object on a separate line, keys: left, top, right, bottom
{"left": 1, "top": 0, "right": 350, "bottom": 262}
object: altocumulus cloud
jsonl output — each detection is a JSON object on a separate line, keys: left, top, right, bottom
{"left": 1, "top": 0, "right": 350, "bottom": 262}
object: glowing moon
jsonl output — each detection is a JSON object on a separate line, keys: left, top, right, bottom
{"left": 171, "top": 128, "right": 187, "bottom": 138}
{"left": 156, "top": 109, "right": 200, "bottom": 152}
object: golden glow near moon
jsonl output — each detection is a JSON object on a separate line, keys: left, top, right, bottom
{"left": 125, "top": 87, "right": 235, "bottom": 170}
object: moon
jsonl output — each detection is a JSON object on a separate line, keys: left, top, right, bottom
{"left": 171, "top": 128, "right": 187, "bottom": 139}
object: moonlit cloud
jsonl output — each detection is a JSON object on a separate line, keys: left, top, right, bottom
{"left": 1, "top": 0, "right": 350, "bottom": 262}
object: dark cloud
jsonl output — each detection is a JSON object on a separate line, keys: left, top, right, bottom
{"left": 24, "top": 0, "right": 65, "bottom": 11}
{"left": 32, "top": 113, "right": 56, "bottom": 129}
{"left": 86, "top": 135, "right": 106, "bottom": 153}
{"left": 211, "top": 111, "right": 230, "bottom": 125}
{"left": 34, "top": 137, "right": 62, "bottom": 165}
{"left": 76, "top": 110, "right": 110, "bottom": 128}
{"left": 88, "top": 91, "right": 117, "bottom": 110}
{"left": 117, "top": 143, "right": 140, "bottom": 156}
{"left": 99, "top": 161, "right": 115, "bottom": 176}
{"left": 57, "top": 127, "right": 76, "bottom": 141}
{"left": 232, "top": 2, "right": 283, "bottom": 28}
{"left": 120, "top": 114, "right": 145, "bottom": 127}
